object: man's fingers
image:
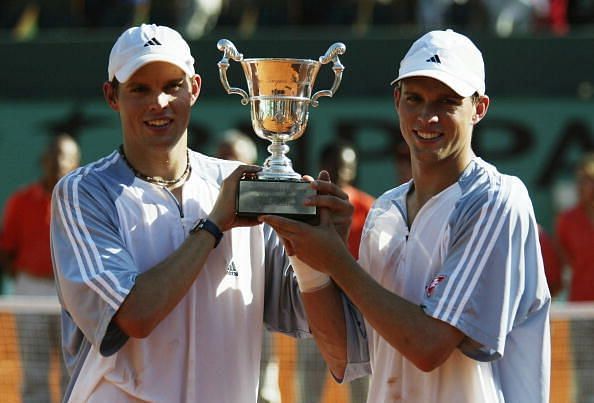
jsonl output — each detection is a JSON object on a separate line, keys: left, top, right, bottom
{"left": 258, "top": 215, "right": 302, "bottom": 236}
{"left": 310, "top": 181, "right": 349, "bottom": 200}
{"left": 234, "top": 164, "right": 261, "bottom": 178}
{"left": 222, "top": 165, "right": 261, "bottom": 188}
{"left": 305, "top": 194, "right": 353, "bottom": 214}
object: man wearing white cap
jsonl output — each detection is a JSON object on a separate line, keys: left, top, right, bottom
{"left": 261, "top": 29, "right": 551, "bottom": 402}
{"left": 50, "top": 24, "right": 369, "bottom": 402}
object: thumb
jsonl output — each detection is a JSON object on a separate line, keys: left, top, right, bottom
{"left": 318, "top": 170, "right": 331, "bottom": 182}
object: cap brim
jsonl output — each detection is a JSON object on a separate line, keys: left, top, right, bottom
{"left": 114, "top": 53, "right": 194, "bottom": 82}
{"left": 391, "top": 69, "right": 479, "bottom": 97}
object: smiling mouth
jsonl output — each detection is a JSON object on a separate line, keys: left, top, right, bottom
{"left": 415, "top": 130, "right": 442, "bottom": 140}
{"left": 146, "top": 119, "right": 172, "bottom": 128}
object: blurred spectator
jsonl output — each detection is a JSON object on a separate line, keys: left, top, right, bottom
{"left": 556, "top": 152, "right": 594, "bottom": 301}
{"left": 215, "top": 128, "right": 259, "bottom": 164}
{"left": 177, "top": 0, "right": 223, "bottom": 38}
{"left": 416, "top": 0, "right": 550, "bottom": 36}
{"left": 352, "top": 0, "right": 415, "bottom": 34}
{"left": 2, "top": 0, "right": 149, "bottom": 37}
{"left": 146, "top": 0, "right": 224, "bottom": 38}
{"left": 484, "top": 0, "right": 550, "bottom": 36}
{"left": 0, "top": 134, "right": 80, "bottom": 403}
{"left": 548, "top": 0, "right": 569, "bottom": 34}
{"left": 416, "top": 0, "right": 488, "bottom": 31}
{"left": 319, "top": 142, "right": 375, "bottom": 259}
{"left": 538, "top": 224, "right": 563, "bottom": 297}
{"left": 555, "top": 152, "right": 594, "bottom": 403}
{"left": 81, "top": 0, "right": 150, "bottom": 28}
{"left": 298, "top": 141, "right": 374, "bottom": 403}
{"left": 0, "top": 0, "right": 576, "bottom": 37}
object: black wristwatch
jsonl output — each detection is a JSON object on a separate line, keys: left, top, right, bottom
{"left": 190, "top": 218, "right": 223, "bottom": 248}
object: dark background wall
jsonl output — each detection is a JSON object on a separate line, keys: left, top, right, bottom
{"left": 3, "top": 30, "right": 594, "bottom": 100}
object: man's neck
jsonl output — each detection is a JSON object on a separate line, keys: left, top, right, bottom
{"left": 406, "top": 155, "right": 473, "bottom": 226}
{"left": 122, "top": 142, "right": 188, "bottom": 182}
{"left": 411, "top": 161, "right": 468, "bottom": 202}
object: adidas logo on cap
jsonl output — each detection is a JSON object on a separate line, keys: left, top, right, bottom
{"left": 425, "top": 54, "right": 441, "bottom": 63}
{"left": 143, "top": 37, "right": 162, "bottom": 47}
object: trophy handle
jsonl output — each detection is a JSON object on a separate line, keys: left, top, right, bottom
{"left": 217, "top": 39, "right": 249, "bottom": 105}
{"left": 311, "top": 42, "right": 346, "bottom": 108}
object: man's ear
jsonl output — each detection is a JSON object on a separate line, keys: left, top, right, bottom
{"left": 394, "top": 86, "right": 401, "bottom": 115}
{"left": 103, "top": 81, "right": 119, "bottom": 111}
{"left": 472, "top": 95, "right": 489, "bottom": 125}
{"left": 190, "top": 74, "right": 201, "bottom": 106}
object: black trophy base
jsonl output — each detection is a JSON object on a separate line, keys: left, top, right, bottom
{"left": 237, "top": 178, "right": 319, "bottom": 224}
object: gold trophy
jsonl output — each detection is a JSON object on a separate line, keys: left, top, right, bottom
{"left": 217, "top": 39, "right": 346, "bottom": 222}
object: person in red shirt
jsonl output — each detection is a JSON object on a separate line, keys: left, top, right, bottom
{"left": 0, "top": 133, "right": 80, "bottom": 403}
{"left": 556, "top": 153, "right": 594, "bottom": 301}
{"left": 538, "top": 224, "right": 563, "bottom": 297}
{"left": 555, "top": 152, "right": 594, "bottom": 403}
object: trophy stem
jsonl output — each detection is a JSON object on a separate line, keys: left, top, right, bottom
{"left": 259, "top": 140, "right": 301, "bottom": 180}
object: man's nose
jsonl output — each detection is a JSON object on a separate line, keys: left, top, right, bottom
{"left": 156, "top": 92, "right": 170, "bottom": 108}
{"left": 419, "top": 105, "right": 439, "bottom": 124}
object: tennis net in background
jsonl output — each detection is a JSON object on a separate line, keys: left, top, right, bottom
{"left": 0, "top": 297, "right": 592, "bottom": 403}
{"left": 0, "top": 296, "right": 63, "bottom": 403}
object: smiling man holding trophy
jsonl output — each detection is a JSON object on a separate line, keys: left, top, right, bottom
{"left": 217, "top": 39, "right": 346, "bottom": 223}
{"left": 50, "top": 23, "right": 369, "bottom": 403}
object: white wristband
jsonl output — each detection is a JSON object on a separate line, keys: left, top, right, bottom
{"left": 289, "top": 255, "right": 331, "bottom": 292}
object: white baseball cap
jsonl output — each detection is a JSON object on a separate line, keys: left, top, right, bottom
{"left": 108, "top": 24, "right": 195, "bottom": 82}
{"left": 391, "top": 29, "right": 485, "bottom": 97}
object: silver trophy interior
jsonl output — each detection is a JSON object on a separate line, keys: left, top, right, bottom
{"left": 217, "top": 39, "right": 345, "bottom": 181}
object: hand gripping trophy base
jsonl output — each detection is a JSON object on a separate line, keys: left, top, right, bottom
{"left": 237, "top": 140, "right": 318, "bottom": 224}
{"left": 217, "top": 39, "right": 346, "bottom": 224}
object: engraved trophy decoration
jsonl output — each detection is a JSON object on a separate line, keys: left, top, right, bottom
{"left": 217, "top": 39, "right": 346, "bottom": 222}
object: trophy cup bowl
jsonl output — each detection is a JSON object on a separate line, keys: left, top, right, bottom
{"left": 217, "top": 39, "right": 346, "bottom": 222}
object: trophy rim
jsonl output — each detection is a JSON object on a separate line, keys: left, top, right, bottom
{"left": 250, "top": 95, "right": 310, "bottom": 102}
{"left": 242, "top": 57, "right": 319, "bottom": 65}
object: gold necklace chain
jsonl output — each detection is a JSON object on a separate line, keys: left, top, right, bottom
{"left": 119, "top": 145, "right": 191, "bottom": 187}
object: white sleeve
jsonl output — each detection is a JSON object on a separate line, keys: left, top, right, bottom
{"left": 52, "top": 172, "right": 136, "bottom": 356}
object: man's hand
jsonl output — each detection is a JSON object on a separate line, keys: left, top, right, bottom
{"left": 303, "top": 170, "right": 352, "bottom": 242}
{"left": 208, "top": 165, "right": 261, "bottom": 231}
{"left": 259, "top": 170, "right": 355, "bottom": 276}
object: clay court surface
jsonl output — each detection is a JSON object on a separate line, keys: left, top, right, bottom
{"left": 0, "top": 314, "right": 578, "bottom": 403}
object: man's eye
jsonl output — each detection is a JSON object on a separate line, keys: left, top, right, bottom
{"left": 442, "top": 98, "right": 461, "bottom": 105}
{"left": 167, "top": 83, "right": 183, "bottom": 91}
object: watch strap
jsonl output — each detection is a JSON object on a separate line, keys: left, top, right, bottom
{"left": 190, "top": 218, "right": 223, "bottom": 248}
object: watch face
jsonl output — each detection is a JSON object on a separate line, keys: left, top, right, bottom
{"left": 190, "top": 218, "right": 222, "bottom": 247}
{"left": 190, "top": 219, "right": 206, "bottom": 234}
